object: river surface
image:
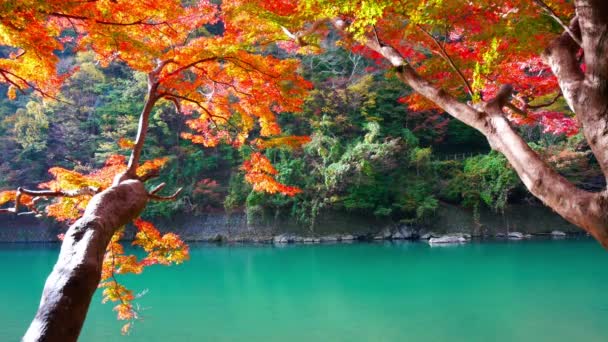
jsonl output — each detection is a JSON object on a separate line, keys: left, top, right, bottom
{"left": 2, "top": 239, "right": 608, "bottom": 341}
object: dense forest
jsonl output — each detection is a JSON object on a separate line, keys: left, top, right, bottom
{"left": 1, "top": 44, "right": 601, "bottom": 230}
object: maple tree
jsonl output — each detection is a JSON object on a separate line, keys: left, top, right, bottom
{"left": 255, "top": 0, "right": 608, "bottom": 248}
{"left": 0, "top": 1, "right": 309, "bottom": 341}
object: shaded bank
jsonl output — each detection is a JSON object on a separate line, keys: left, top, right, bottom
{"left": 0, "top": 203, "right": 579, "bottom": 243}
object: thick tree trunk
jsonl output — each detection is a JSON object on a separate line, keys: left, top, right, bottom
{"left": 22, "top": 179, "right": 148, "bottom": 342}
{"left": 392, "top": 64, "right": 608, "bottom": 248}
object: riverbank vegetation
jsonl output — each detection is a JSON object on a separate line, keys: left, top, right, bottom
{"left": 1, "top": 48, "right": 601, "bottom": 229}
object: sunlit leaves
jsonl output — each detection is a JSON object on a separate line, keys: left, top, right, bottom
{"left": 132, "top": 219, "right": 190, "bottom": 266}
{"left": 509, "top": 110, "right": 578, "bottom": 137}
{"left": 254, "top": 136, "right": 312, "bottom": 150}
{"left": 242, "top": 152, "right": 302, "bottom": 196}
{"left": 260, "top": 0, "right": 578, "bottom": 137}
{"left": 0, "top": 190, "right": 34, "bottom": 208}
{"left": 0, "top": 191, "right": 16, "bottom": 207}
{"left": 38, "top": 154, "right": 169, "bottom": 221}
{"left": 99, "top": 220, "right": 189, "bottom": 334}
{"left": 117, "top": 138, "right": 135, "bottom": 150}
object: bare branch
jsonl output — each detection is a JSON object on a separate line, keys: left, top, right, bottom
{"left": 0, "top": 69, "right": 72, "bottom": 104}
{"left": 148, "top": 187, "right": 182, "bottom": 202}
{"left": 164, "top": 57, "right": 218, "bottom": 78}
{"left": 525, "top": 92, "right": 563, "bottom": 110}
{"left": 160, "top": 92, "right": 241, "bottom": 133}
{"left": 125, "top": 72, "right": 160, "bottom": 177}
{"left": 18, "top": 187, "right": 98, "bottom": 197}
{"left": 148, "top": 182, "right": 166, "bottom": 195}
{"left": 417, "top": 25, "right": 474, "bottom": 98}
{"left": 533, "top": 0, "right": 582, "bottom": 46}
{"left": 47, "top": 12, "right": 167, "bottom": 27}
{"left": 138, "top": 170, "right": 160, "bottom": 182}
{"left": 281, "top": 20, "right": 327, "bottom": 46}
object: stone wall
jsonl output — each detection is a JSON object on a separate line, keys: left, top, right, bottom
{"left": 0, "top": 203, "right": 578, "bottom": 243}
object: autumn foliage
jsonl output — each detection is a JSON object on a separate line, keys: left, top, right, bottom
{"left": 1, "top": 0, "right": 312, "bottom": 197}
{"left": 1, "top": 0, "right": 313, "bottom": 336}
{"left": 262, "top": 0, "right": 578, "bottom": 137}
{"left": 100, "top": 219, "right": 188, "bottom": 334}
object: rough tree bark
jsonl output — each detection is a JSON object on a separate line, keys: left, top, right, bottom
{"left": 19, "top": 67, "right": 170, "bottom": 341}
{"left": 331, "top": 0, "right": 608, "bottom": 247}
{"left": 22, "top": 180, "right": 148, "bottom": 342}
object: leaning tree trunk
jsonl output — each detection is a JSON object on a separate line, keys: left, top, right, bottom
{"left": 20, "top": 61, "right": 164, "bottom": 342}
{"left": 22, "top": 179, "right": 148, "bottom": 342}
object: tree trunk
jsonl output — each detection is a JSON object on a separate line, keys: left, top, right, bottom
{"left": 22, "top": 179, "right": 148, "bottom": 342}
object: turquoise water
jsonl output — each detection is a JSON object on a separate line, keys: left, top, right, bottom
{"left": 2, "top": 239, "right": 608, "bottom": 341}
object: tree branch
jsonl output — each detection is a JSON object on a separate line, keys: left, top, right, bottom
{"left": 47, "top": 12, "right": 166, "bottom": 27}
{"left": 533, "top": 0, "right": 582, "bottom": 46}
{"left": 18, "top": 187, "right": 99, "bottom": 198}
{"left": 525, "top": 92, "right": 563, "bottom": 110}
{"left": 417, "top": 25, "right": 474, "bottom": 97}
{"left": 125, "top": 71, "right": 160, "bottom": 178}
{"left": 148, "top": 182, "right": 166, "bottom": 195}
{"left": 148, "top": 187, "right": 182, "bottom": 201}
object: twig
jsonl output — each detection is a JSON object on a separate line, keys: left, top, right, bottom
{"left": 532, "top": 0, "right": 582, "bottom": 46}
{"left": 417, "top": 25, "right": 474, "bottom": 98}
{"left": 525, "top": 92, "right": 563, "bottom": 110}
{"left": 148, "top": 183, "right": 166, "bottom": 195}
{"left": 125, "top": 71, "right": 161, "bottom": 177}
{"left": 148, "top": 188, "right": 183, "bottom": 201}
{"left": 18, "top": 187, "right": 98, "bottom": 197}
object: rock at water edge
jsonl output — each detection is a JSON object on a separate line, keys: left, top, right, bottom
{"left": 428, "top": 235, "right": 467, "bottom": 245}
{"left": 508, "top": 232, "right": 524, "bottom": 240}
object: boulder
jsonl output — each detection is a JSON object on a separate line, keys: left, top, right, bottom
{"left": 381, "top": 228, "right": 392, "bottom": 239}
{"left": 273, "top": 234, "right": 289, "bottom": 244}
{"left": 373, "top": 228, "right": 392, "bottom": 240}
{"left": 551, "top": 230, "right": 567, "bottom": 237}
{"left": 395, "top": 225, "right": 416, "bottom": 239}
{"left": 420, "top": 232, "right": 439, "bottom": 240}
{"left": 392, "top": 231, "right": 405, "bottom": 239}
{"left": 341, "top": 234, "right": 355, "bottom": 241}
{"left": 508, "top": 232, "right": 524, "bottom": 240}
{"left": 451, "top": 232, "right": 471, "bottom": 240}
{"left": 212, "top": 234, "right": 227, "bottom": 243}
{"left": 320, "top": 235, "right": 339, "bottom": 242}
{"left": 303, "top": 237, "right": 314, "bottom": 243}
{"left": 428, "top": 235, "right": 467, "bottom": 245}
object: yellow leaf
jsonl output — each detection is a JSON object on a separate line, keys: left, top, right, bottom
{"left": 7, "top": 86, "right": 16, "bottom": 100}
